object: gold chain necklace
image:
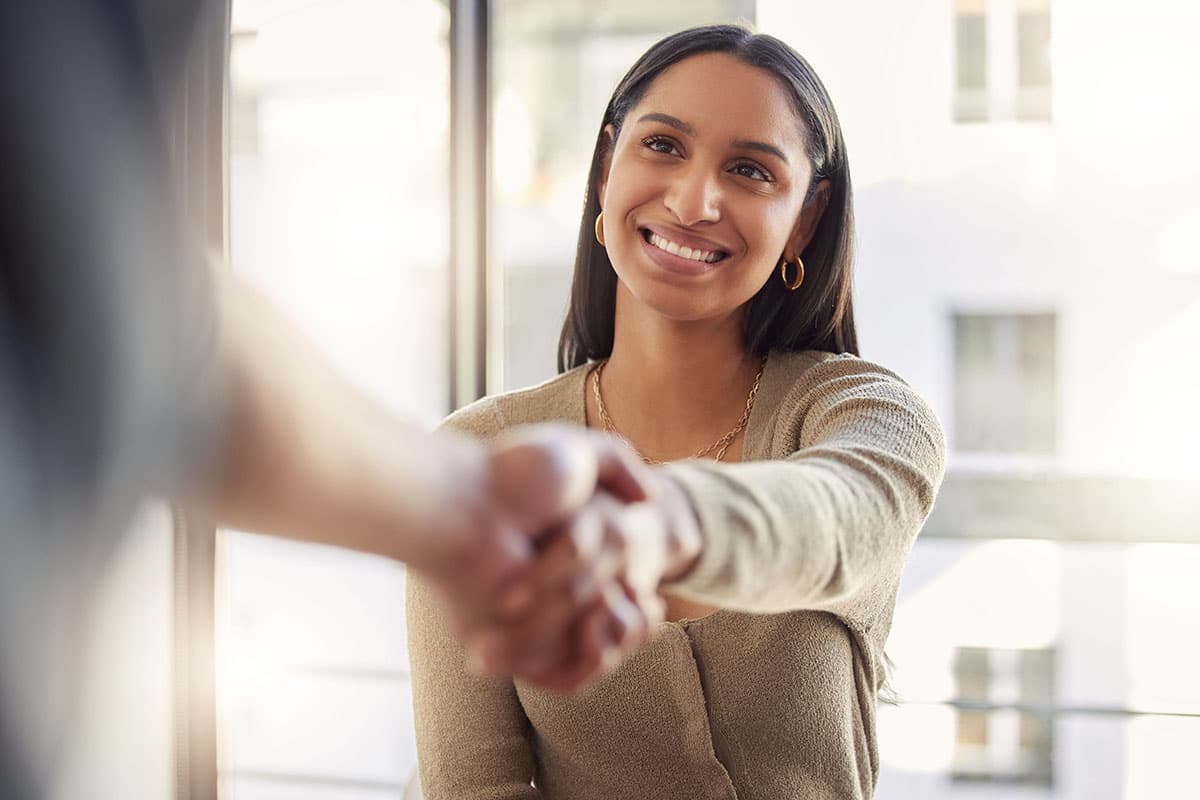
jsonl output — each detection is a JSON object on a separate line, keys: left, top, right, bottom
{"left": 591, "top": 357, "right": 767, "bottom": 464}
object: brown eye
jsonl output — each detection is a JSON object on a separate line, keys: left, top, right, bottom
{"left": 643, "top": 136, "right": 681, "bottom": 156}
{"left": 731, "top": 161, "right": 771, "bottom": 182}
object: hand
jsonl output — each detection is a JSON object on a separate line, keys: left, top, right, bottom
{"left": 412, "top": 424, "right": 653, "bottom": 669}
{"left": 474, "top": 470, "right": 703, "bottom": 693}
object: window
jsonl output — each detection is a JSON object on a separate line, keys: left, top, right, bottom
{"left": 954, "top": 0, "right": 988, "bottom": 123}
{"left": 953, "top": 312, "right": 1056, "bottom": 456}
{"left": 220, "top": 1, "right": 451, "bottom": 797}
{"left": 1016, "top": 1, "right": 1053, "bottom": 120}
{"left": 954, "top": 0, "right": 1052, "bottom": 123}
{"left": 952, "top": 647, "right": 1055, "bottom": 786}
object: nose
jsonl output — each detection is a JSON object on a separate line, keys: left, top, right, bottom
{"left": 663, "top": 163, "right": 722, "bottom": 227}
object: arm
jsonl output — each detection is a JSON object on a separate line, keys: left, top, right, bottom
{"left": 660, "top": 357, "right": 946, "bottom": 620}
{"left": 199, "top": 272, "right": 660, "bottom": 679}
{"left": 197, "top": 268, "right": 488, "bottom": 573}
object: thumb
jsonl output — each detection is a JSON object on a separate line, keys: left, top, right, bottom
{"left": 586, "top": 429, "right": 651, "bottom": 503}
{"left": 490, "top": 424, "right": 599, "bottom": 532}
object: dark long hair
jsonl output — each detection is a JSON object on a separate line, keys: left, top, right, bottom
{"left": 558, "top": 24, "right": 858, "bottom": 372}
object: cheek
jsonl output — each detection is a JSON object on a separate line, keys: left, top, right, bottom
{"left": 604, "top": 170, "right": 655, "bottom": 217}
{"left": 737, "top": 207, "right": 790, "bottom": 260}
{"left": 756, "top": 202, "right": 806, "bottom": 256}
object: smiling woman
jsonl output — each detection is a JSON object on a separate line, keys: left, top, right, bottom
{"left": 408, "top": 24, "right": 945, "bottom": 800}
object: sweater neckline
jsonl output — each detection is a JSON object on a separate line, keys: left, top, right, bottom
{"left": 567, "top": 352, "right": 775, "bottom": 462}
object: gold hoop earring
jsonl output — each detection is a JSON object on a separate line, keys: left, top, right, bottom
{"left": 594, "top": 211, "right": 606, "bottom": 247}
{"left": 780, "top": 256, "right": 804, "bottom": 291}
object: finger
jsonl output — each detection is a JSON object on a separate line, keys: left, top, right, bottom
{"left": 449, "top": 522, "right": 539, "bottom": 633}
{"left": 518, "top": 492, "right": 638, "bottom": 607}
{"left": 569, "top": 539, "right": 623, "bottom": 605}
{"left": 542, "top": 582, "right": 657, "bottom": 693}
{"left": 600, "top": 581, "right": 652, "bottom": 657}
{"left": 587, "top": 429, "right": 652, "bottom": 503}
{"left": 526, "top": 602, "right": 615, "bottom": 693}
{"left": 478, "top": 579, "right": 585, "bottom": 677}
{"left": 491, "top": 425, "right": 599, "bottom": 526}
{"left": 494, "top": 503, "right": 605, "bottom": 620}
{"left": 532, "top": 507, "right": 604, "bottom": 591}
{"left": 503, "top": 560, "right": 642, "bottom": 678}
{"left": 598, "top": 500, "right": 669, "bottom": 598}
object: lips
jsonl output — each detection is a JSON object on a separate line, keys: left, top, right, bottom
{"left": 639, "top": 226, "right": 730, "bottom": 264}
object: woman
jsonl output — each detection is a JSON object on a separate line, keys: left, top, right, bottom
{"left": 408, "top": 24, "right": 945, "bottom": 800}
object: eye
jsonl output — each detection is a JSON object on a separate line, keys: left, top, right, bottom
{"left": 730, "top": 161, "right": 772, "bottom": 182}
{"left": 642, "top": 135, "right": 682, "bottom": 157}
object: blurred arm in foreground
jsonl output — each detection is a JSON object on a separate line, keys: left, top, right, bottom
{"left": 0, "top": 2, "right": 658, "bottom": 796}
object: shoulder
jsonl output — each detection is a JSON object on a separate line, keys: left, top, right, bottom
{"left": 438, "top": 363, "right": 592, "bottom": 439}
{"left": 767, "top": 349, "right": 930, "bottom": 413}
{"left": 764, "top": 350, "right": 945, "bottom": 456}
{"left": 766, "top": 349, "right": 904, "bottom": 388}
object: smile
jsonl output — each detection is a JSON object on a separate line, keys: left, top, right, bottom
{"left": 642, "top": 229, "right": 727, "bottom": 264}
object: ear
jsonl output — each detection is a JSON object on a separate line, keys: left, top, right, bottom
{"left": 784, "top": 179, "right": 831, "bottom": 261}
{"left": 595, "top": 124, "right": 617, "bottom": 209}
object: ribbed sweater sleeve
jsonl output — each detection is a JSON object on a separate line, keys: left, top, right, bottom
{"left": 661, "top": 354, "right": 946, "bottom": 626}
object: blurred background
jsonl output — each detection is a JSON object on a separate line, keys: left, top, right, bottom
{"left": 60, "top": 0, "right": 1200, "bottom": 798}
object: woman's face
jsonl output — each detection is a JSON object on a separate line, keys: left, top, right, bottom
{"left": 598, "top": 52, "right": 825, "bottom": 324}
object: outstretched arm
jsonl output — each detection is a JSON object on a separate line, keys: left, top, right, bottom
{"left": 661, "top": 357, "right": 946, "bottom": 620}
{"left": 196, "top": 270, "right": 662, "bottom": 683}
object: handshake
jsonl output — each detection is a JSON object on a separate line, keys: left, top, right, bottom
{"left": 410, "top": 424, "right": 703, "bottom": 693}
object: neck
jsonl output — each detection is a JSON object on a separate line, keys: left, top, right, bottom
{"left": 595, "top": 283, "right": 762, "bottom": 461}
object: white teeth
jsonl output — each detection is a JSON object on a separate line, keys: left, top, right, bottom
{"left": 648, "top": 232, "right": 720, "bottom": 264}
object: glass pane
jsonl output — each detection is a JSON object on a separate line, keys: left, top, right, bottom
{"left": 890, "top": 539, "right": 1200, "bottom": 713}
{"left": 878, "top": 709, "right": 1200, "bottom": 798}
{"left": 953, "top": 312, "right": 1057, "bottom": 455}
{"left": 221, "top": 1, "right": 450, "bottom": 796}
{"left": 880, "top": 539, "right": 1200, "bottom": 796}
{"left": 493, "top": 0, "right": 756, "bottom": 390}
{"left": 956, "top": 13, "right": 987, "bottom": 92}
{"left": 1017, "top": 12, "right": 1052, "bottom": 89}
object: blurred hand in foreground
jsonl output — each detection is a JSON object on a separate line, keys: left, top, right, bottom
{"left": 416, "top": 424, "right": 702, "bottom": 693}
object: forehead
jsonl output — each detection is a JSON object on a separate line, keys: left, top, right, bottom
{"left": 632, "top": 52, "right": 807, "bottom": 155}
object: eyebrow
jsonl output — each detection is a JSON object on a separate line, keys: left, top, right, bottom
{"left": 635, "top": 112, "right": 790, "bottom": 165}
{"left": 731, "top": 139, "right": 790, "bottom": 165}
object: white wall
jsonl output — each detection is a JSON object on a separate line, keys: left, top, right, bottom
{"left": 759, "top": 0, "right": 1200, "bottom": 479}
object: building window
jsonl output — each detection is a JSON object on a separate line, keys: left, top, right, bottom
{"left": 1016, "top": 2, "right": 1053, "bottom": 121}
{"left": 954, "top": 0, "right": 988, "bottom": 123}
{"left": 953, "top": 311, "right": 1057, "bottom": 455}
{"left": 220, "top": 1, "right": 452, "bottom": 796}
{"left": 954, "top": 0, "right": 1052, "bottom": 123}
{"left": 952, "top": 647, "right": 1056, "bottom": 786}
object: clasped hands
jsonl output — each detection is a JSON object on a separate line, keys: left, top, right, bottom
{"left": 416, "top": 424, "right": 702, "bottom": 693}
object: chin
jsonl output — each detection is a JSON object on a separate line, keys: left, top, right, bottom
{"left": 618, "top": 272, "right": 735, "bottom": 323}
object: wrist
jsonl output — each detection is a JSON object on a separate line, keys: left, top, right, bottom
{"left": 401, "top": 432, "right": 494, "bottom": 575}
{"left": 652, "top": 471, "right": 703, "bottom": 584}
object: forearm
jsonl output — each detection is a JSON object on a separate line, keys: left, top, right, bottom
{"left": 658, "top": 380, "right": 945, "bottom": 615}
{"left": 197, "top": 272, "right": 487, "bottom": 569}
{"left": 658, "top": 456, "right": 917, "bottom": 613}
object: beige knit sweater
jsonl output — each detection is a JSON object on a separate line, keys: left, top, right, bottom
{"left": 407, "top": 351, "right": 946, "bottom": 800}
